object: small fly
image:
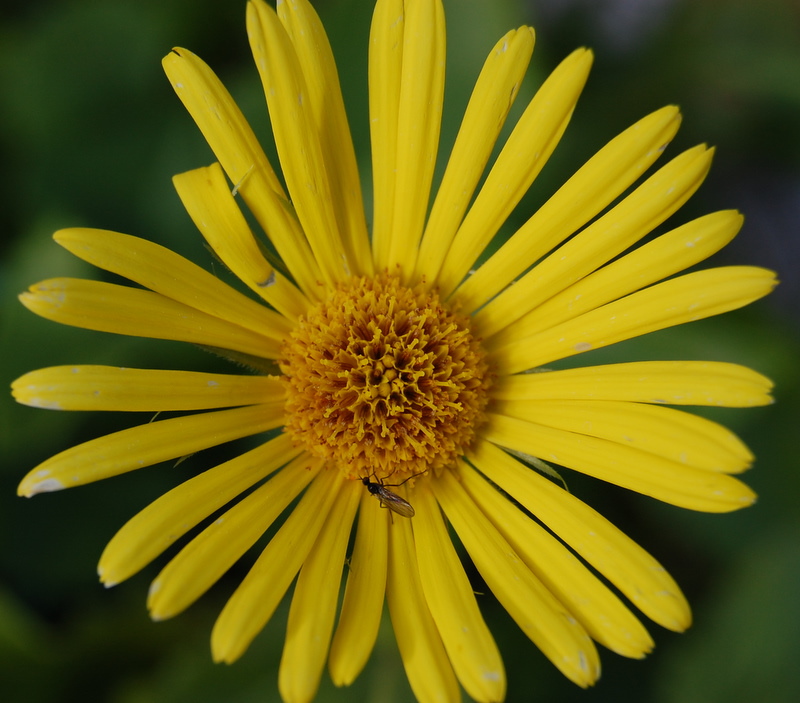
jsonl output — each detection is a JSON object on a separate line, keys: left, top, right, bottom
{"left": 361, "top": 471, "right": 426, "bottom": 519}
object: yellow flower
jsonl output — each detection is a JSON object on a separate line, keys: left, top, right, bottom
{"left": 13, "top": 1, "right": 776, "bottom": 702}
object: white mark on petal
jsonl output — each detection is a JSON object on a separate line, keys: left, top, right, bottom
{"left": 100, "top": 569, "right": 118, "bottom": 589}
{"left": 27, "top": 398, "right": 63, "bottom": 410}
{"left": 148, "top": 580, "right": 161, "bottom": 599}
{"left": 30, "top": 478, "right": 65, "bottom": 494}
{"left": 258, "top": 270, "right": 277, "bottom": 288}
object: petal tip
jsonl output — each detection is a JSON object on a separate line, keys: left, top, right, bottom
{"left": 18, "top": 474, "right": 63, "bottom": 497}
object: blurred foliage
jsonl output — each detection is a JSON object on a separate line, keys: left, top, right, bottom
{"left": 1, "top": 0, "right": 798, "bottom": 702}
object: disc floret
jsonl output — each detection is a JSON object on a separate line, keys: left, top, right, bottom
{"left": 280, "top": 274, "right": 490, "bottom": 483}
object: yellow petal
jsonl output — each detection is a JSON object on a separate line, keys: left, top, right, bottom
{"left": 279, "top": 479, "right": 360, "bottom": 703}
{"left": 277, "top": 0, "right": 372, "bottom": 277}
{"left": 491, "top": 266, "right": 779, "bottom": 375}
{"left": 436, "top": 48, "right": 593, "bottom": 297}
{"left": 248, "top": 0, "right": 350, "bottom": 285}
{"left": 172, "top": 164, "right": 308, "bottom": 320}
{"left": 19, "top": 278, "right": 282, "bottom": 359}
{"left": 385, "top": 0, "right": 446, "bottom": 279}
{"left": 161, "top": 46, "right": 285, "bottom": 196}
{"left": 99, "top": 434, "right": 300, "bottom": 586}
{"left": 468, "top": 439, "right": 691, "bottom": 631}
{"left": 12, "top": 365, "right": 283, "bottom": 412}
{"left": 483, "top": 413, "right": 757, "bottom": 512}
{"left": 494, "top": 398, "right": 754, "bottom": 473}
{"left": 328, "top": 493, "right": 388, "bottom": 686}
{"left": 211, "top": 467, "right": 342, "bottom": 663}
{"left": 491, "top": 360, "right": 774, "bottom": 407}
{"left": 148, "top": 454, "right": 321, "bottom": 621}
{"left": 433, "top": 466, "right": 601, "bottom": 687}
{"left": 474, "top": 144, "right": 714, "bottom": 336}
{"left": 412, "top": 481, "right": 505, "bottom": 703}
{"left": 387, "top": 501, "right": 460, "bottom": 703}
{"left": 368, "top": 0, "right": 405, "bottom": 270}
{"left": 487, "top": 208, "right": 744, "bottom": 342}
{"left": 454, "top": 105, "right": 681, "bottom": 311}
{"left": 53, "top": 227, "right": 292, "bottom": 342}
{"left": 17, "top": 403, "right": 284, "bottom": 496}
{"left": 456, "top": 460, "right": 654, "bottom": 659}
{"left": 162, "top": 46, "right": 325, "bottom": 299}
{"left": 415, "top": 26, "right": 534, "bottom": 286}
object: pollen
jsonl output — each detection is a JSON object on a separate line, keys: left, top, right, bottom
{"left": 280, "top": 273, "right": 490, "bottom": 483}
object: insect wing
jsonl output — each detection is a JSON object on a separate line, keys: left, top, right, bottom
{"left": 378, "top": 486, "right": 416, "bottom": 518}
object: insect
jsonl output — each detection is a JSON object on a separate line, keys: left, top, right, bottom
{"left": 361, "top": 471, "right": 426, "bottom": 519}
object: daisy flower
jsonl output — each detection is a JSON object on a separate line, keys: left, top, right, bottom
{"left": 13, "top": 1, "right": 777, "bottom": 702}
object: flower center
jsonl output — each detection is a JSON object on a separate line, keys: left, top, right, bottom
{"left": 280, "top": 274, "right": 490, "bottom": 483}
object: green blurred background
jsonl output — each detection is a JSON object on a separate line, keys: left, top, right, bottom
{"left": 1, "top": 0, "right": 798, "bottom": 701}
